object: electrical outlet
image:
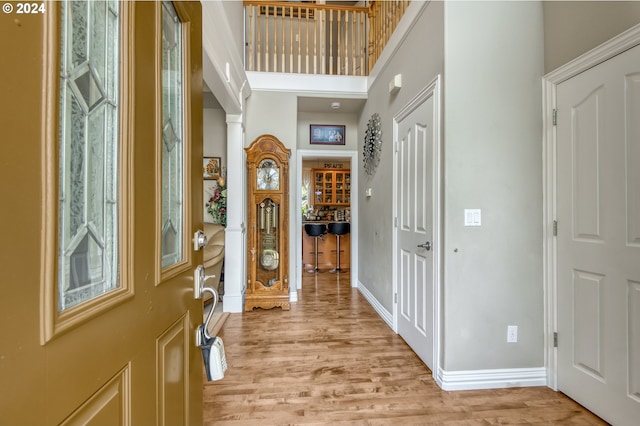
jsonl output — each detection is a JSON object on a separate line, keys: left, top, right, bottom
{"left": 507, "top": 325, "right": 518, "bottom": 343}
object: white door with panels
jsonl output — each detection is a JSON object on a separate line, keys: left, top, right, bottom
{"left": 395, "top": 80, "right": 440, "bottom": 371}
{"left": 556, "top": 42, "right": 640, "bottom": 425}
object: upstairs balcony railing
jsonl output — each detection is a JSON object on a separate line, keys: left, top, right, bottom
{"left": 244, "top": 1, "right": 410, "bottom": 77}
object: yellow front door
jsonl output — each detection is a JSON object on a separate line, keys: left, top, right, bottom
{"left": 0, "top": 1, "right": 204, "bottom": 424}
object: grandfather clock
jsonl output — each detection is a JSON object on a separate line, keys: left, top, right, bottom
{"left": 245, "top": 135, "right": 291, "bottom": 311}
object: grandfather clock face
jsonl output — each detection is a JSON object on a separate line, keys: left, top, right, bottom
{"left": 257, "top": 159, "right": 280, "bottom": 191}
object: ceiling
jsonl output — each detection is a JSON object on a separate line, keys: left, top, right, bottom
{"left": 297, "top": 96, "right": 366, "bottom": 114}
{"left": 204, "top": 83, "right": 365, "bottom": 115}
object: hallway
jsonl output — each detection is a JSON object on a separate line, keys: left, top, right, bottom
{"left": 203, "top": 273, "right": 605, "bottom": 425}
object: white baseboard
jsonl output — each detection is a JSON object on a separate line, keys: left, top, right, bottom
{"left": 355, "top": 281, "right": 547, "bottom": 393}
{"left": 356, "top": 281, "right": 393, "bottom": 329}
{"left": 437, "top": 367, "right": 547, "bottom": 391}
{"left": 222, "top": 292, "right": 244, "bottom": 313}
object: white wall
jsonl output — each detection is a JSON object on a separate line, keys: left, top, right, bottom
{"left": 443, "top": 1, "right": 544, "bottom": 371}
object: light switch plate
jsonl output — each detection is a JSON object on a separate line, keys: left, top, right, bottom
{"left": 464, "top": 209, "right": 481, "bottom": 226}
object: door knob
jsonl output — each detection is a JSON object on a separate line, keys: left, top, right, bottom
{"left": 193, "top": 230, "right": 208, "bottom": 251}
{"left": 417, "top": 241, "right": 431, "bottom": 251}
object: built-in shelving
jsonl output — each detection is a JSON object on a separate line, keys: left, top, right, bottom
{"left": 313, "top": 169, "right": 351, "bottom": 206}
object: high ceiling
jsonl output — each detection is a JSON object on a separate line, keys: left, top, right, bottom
{"left": 204, "top": 80, "right": 366, "bottom": 115}
{"left": 297, "top": 96, "right": 365, "bottom": 114}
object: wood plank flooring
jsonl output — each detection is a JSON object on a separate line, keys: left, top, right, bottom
{"left": 203, "top": 273, "right": 607, "bottom": 425}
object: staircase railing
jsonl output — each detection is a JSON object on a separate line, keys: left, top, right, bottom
{"left": 244, "top": 1, "right": 409, "bottom": 77}
{"left": 367, "top": 0, "right": 411, "bottom": 74}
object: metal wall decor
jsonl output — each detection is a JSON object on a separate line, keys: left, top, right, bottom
{"left": 363, "top": 113, "right": 382, "bottom": 176}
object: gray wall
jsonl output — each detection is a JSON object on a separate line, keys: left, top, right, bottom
{"left": 297, "top": 112, "right": 359, "bottom": 151}
{"left": 357, "top": 1, "right": 444, "bottom": 311}
{"left": 203, "top": 106, "right": 226, "bottom": 160}
{"left": 358, "top": 0, "right": 545, "bottom": 373}
{"left": 220, "top": 0, "right": 245, "bottom": 62}
{"left": 245, "top": 91, "right": 299, "bottom": 146}
{"left": 443, "top": 1, "right": 544, "bottom": 371}
{"left": 203, "top": 106, "right": 226, "bottom": 222}
{"left": 543, "top": 1, "right": 640, "bottom": 73}
{"left": 245, "top": 91, "right": 299, "bottom": 289}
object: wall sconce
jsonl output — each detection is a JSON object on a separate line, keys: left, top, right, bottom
{"left": 389, "top": 74, "right": 402, "bottom": 94}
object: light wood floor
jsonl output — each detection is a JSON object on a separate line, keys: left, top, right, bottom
{"left": 203, "top": 272, "right": 607, "bottom": 425}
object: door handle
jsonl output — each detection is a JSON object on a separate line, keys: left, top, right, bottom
{"left": 194, "top": 264, "right": 219, "bottom": 343}
{"left": 194, "top": 265, "right": 217, "bottom": 300}
{"left": 417, "top": 241, "right": 431, "bottom": 251}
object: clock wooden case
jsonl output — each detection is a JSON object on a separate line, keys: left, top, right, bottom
{"left": 245, "top": 135, "right": 291, "bottom": 311}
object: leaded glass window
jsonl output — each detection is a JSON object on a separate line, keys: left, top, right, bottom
{"left": 161, "top": 1, "right": 185, "bottom": 269}
{"left": 58, "top": 0, "right": 120, "bottom": 311}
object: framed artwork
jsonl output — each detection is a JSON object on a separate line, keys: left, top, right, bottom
{"left": 203, "top": 157, "right": 221, "bottom": 180}
{"left": 310, "top": 124, "right": 345, "bottom": 145}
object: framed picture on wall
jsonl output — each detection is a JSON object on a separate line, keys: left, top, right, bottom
{"left": 203, "top": 157, "right": 221, "bottom": 180}
{"left": 310, "top": 124, "right": 346, "bottom": 145}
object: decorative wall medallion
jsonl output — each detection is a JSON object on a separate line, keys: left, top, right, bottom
{"left": 363, "top": 113, "right": 382, "bottom": 176}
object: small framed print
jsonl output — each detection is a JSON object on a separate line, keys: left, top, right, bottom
{"left": 203, "top": 157, "right": 221, "bottom": 180}
{"left": 310, "top": 124, "right": 345, "bottom": 145}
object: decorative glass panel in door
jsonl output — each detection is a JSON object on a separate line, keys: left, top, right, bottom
{"left": 58, "top": 0, "right": 120, "bottom": 311}
{"left": 161, "top": 1, "right": 185, "bottom": 269}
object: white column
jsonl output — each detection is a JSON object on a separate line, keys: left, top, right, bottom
{"left": 222, "top": 113, "right": 246, "bottom": 312}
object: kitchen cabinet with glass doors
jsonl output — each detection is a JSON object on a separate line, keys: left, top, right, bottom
{"left": 312, "top": 169, "right": 350, "bottom": 206}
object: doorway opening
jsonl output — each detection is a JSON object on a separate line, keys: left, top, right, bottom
{"left": 295, "top": 150, "right": 359, "bottom": 294}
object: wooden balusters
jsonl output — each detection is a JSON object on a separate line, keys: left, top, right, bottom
{"left": 367, "top": 0, "right": 411, "bottom": 74}
{"left": 243, "top": 1, "right": 405, "bottom": 76}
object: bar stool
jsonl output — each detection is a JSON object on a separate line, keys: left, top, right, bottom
{"left": 328, "top": 222, "right": 350, "bottom": 273}
{"left": 304, "top": 223, "right": 326, "bottom": 273}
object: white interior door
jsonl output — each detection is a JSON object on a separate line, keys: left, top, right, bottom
{"left": 556, "top": 42, "right": 640, "bottom": 425}
{"left": 395, "top": 83, "right": 440, "bottom": 371}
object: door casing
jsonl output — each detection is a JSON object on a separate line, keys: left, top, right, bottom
{"left": 295, "top": 149, "right": 359, "bottom": 292}
{"left": 542, "top": 22, "right": 640, "bottom": 391}
{"left": 392, "top": 76, "right": 442, "bottom": 380}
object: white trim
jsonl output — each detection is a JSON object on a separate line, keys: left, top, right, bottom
{"left": 221, "top": 291, "right": 245, "bottom": 313}
{"left": 545, "top": 23, "right": 640, "bottom": 85}
{"left": 437, "top": 367, "right": 547, "bottom": 391}
{"left": 201, "top": 1, "right": 249, "bottom": 114}
{"left": 542, "top": 22, "right": 640, "bottom": 391}
{"left": 392, "top": 75, "right": 443, "bottom": 382}
{"left": 247, "top": 72, "right": 368, "bottom": 97}
{"left": 295, "top": 149, "right": 359, "bottom": 292}
{"left": 222, "top": 114, "right": 247, "bottom": 313}
{"left": 356, "top": 281, "right": 393, "bottom": 329}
